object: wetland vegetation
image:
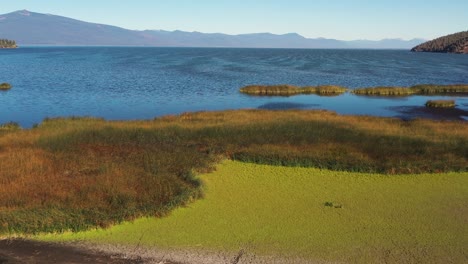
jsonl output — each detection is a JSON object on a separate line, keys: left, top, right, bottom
{"left": 352, "top": 84, "right": 468, "bottom": 96}
{"left": 0, "top": 83, "right": 12, "bottom": 90}
{"left": 240, "top": 84, "right": 468, "bottom": 96}
{"left": 0, "top": 110, "right": 467, "bottom": 236}
{"left": 240, "top": 84, "right": 347, "bottom": 96}
{"left": 426, "top": 100, "right": 456, "bottom": 108}
{"left": 41, "top": 161, "right": 468, "bottom": 263}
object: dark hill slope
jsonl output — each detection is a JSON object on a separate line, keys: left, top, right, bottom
{"left": 411, "top": 31, "right": 468, "bottom": 54}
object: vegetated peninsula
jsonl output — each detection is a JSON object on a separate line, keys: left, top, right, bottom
{"left": 0, "top": 38, "right": 17, "bottom": 48}
{"left": 411, "top": 31, "right": 468, "bottom": 54}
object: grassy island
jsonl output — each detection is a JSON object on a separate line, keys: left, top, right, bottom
{"left": 351, "top": 86, "right": 416, "bottom": 96}
{"left": 240, "top": 85, "right": 347, "bottom": 96}
{"left": 425, "top": 100, "right": 456, "bottom": 108}
{"left": 352, "top": 84, "right": 468, "bottom": 96}
{"left": 0, "top": 83, "right": 12, "bottom": 90}
{"left": 241, "top": 84, "right": 468, "bottom": 97}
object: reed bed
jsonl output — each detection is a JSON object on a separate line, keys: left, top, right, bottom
{"left": 240, "top": 85, "right": 347, "bottom": 96}
{"left": 351, "top": 86, "right": 416, "bottom": 96}
{"left": 0, "top": 83, "right": 12, "bottom": 90}
{"left": 0, "top": 122, "right": 20, "bottom": 131}
{"left": 425, "top": 100, "right": 456, "bottom": 108}
{"left": 412, "top": 84, "right": 468, "bottom": 94}
{"left": 0, "top": 110, "right": 467, "bottom": 235}
{"left": 352, "top": 84, "right": 468, "bottom": 96}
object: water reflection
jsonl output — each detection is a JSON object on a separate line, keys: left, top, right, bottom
{"left": 258, "top": 102, "right": 319, "bottom": 110}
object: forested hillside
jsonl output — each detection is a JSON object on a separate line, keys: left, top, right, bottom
{"left": 411, "top": 31, "right": 468, "bottom": 54}
{"left": 0, "top": 38, "right": 17, "bottom": 48}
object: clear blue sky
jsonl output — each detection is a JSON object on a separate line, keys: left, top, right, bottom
{"left": 1, "top": 0, "right": 467, "bottom": 40}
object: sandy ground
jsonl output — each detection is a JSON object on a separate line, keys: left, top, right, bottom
{"left": 0, "top": 239, "right": 333, "bottom": 264}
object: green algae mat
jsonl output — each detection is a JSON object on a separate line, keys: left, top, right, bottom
{"left": 39, "top": 161, "right": 468, "bottom": 263}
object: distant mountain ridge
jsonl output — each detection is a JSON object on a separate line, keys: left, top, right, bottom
{"left": 0, "top": 10, "right": 425, "bottom": 49}
{"left": 411, "top": 31, "right": 468, "bottom": 54}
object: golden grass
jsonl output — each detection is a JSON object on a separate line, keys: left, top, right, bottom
{"left": 240, "top": 85, "right": 347, "bottom": 96}
{"left": 0, "top": 110, "right": 467, "bottom": 234}
{"left": 0, "top": 83, "right": 12, "bottom": 90}
{"left": 351, "top": 86, "right": 416, "bottom": 96}
{"left": 241, "top": 84, "right": 468, "bottom": 97}
{"left": 352, "top": 84, "right": 468, "bottom": 96}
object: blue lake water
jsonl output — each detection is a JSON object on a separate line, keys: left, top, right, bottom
{"left": 1, "top": 47, "right": 467, "bottom": 127}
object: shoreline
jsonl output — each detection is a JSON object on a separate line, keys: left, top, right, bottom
{"left": 0, "top": 239, "right": 321, "bottom": 264}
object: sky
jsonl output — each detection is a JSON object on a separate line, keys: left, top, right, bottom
{"left": 1, "top": 0, "right": 467, "bottom": 40}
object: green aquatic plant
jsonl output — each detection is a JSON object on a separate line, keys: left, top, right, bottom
{"left": 40, "top": 161, "right": 468, "bottom": 263}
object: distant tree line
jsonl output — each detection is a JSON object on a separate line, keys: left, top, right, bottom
{"left": 0, "top": 39, "right": 17, "bottom": 48}
{"left": 411, "top": 31, "right": 468, "bottom": 53}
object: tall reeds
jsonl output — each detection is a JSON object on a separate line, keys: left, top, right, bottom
{"left": 0, "top": 83, "right": 12, "bottom": 90}
{"left": 240, "top": 85, "right": 347, "bottom": 96}
{"left": 0, "top": 110, "right": 466, "bottom": 235}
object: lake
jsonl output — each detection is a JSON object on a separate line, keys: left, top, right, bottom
{"left": 1, "top": 47, "right": 467, "bottom": 127}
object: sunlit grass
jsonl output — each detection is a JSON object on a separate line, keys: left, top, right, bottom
{"left": 0, "top": 110, "right": 467, "bottom": 235}
{"left": 39, "top": 160, "right": 468, "bottom": 263}
{"left": 0, "top": 122, "right": 21, "bottom": 131}
{"left": 352, "top": 84, "right": 468, "bottom": 96}
{"left": 240, "top": 85, "right": 347, "bottom": 96}
{"left": 351, "top": 86, "right": 415, "bottom": 96}
{"left": 412, "top": 84, "right": 468, "bottom": 94}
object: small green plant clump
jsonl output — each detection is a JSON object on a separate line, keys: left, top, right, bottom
{"left": 0, "top": 83, "right": 12, "bottom": 90}
{"left": 425, "top": 100, "right": 456, "bottom": 108}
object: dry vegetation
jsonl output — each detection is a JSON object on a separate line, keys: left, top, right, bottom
{"left": 352, "top": 84, "right": 468, "bottom": 96}
{"left": 240, "top": 85, "right": 347, "bottom": 96}
{"left": 0, "top": 83, "right": 12, "bottom": 91}
{"left": 0, "top": 110, "right": 467, "bottom": 235}
{"left": 240, "top": 84, "right": 468, "bottom": 97}
{"left": 425, "top": 100, "right": 456, "bottom": 108}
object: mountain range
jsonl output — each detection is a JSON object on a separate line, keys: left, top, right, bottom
{"left": 0, "top": 10, "right": 425, "bottom": 49}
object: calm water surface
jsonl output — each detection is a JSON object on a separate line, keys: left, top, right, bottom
{"left": 1, "top": 47, "right": 467, "bottom": 127}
